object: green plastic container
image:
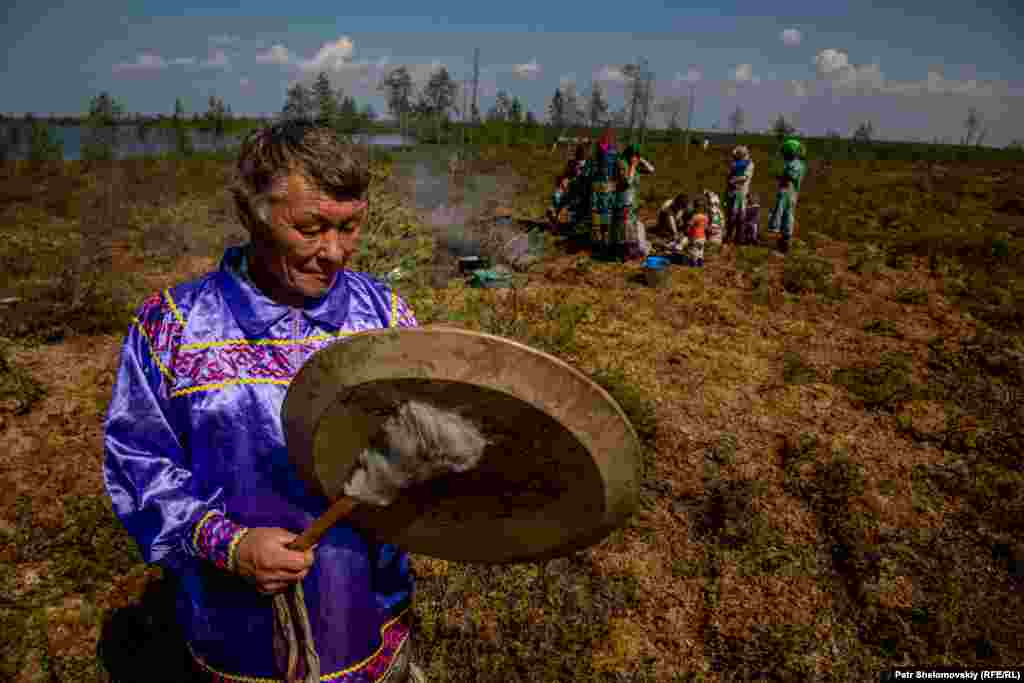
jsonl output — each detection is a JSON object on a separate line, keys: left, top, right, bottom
{"left": 469, "top": 268, "right": 514, "bottom": 289}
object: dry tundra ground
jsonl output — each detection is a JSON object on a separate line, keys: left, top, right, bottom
{"left": 1, "top": 143, "right": 1022, "bottom": 682}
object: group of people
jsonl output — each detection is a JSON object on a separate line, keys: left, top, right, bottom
{"left": 548, "top": 133, "right": 808, "bottom": 266}
{"left": 656, "top": 138, "right": 807, "bottom": 263}
{"left": 546, "top": 129, "right": 656, "bottom": 261}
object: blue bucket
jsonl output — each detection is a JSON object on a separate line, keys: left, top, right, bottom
{"left": 644, "top": 257, "right": 671, "bottom": 287}
{"left": 645, "top": 256, "right": 670, "bottom": 270}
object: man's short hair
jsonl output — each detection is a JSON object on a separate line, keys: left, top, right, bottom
{"left": 231, "top": 119, "right": 370, "bottom": 229}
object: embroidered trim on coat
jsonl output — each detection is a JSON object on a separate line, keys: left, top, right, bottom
{"left": 189, "top": 610, "right": 412, "bottom": 683}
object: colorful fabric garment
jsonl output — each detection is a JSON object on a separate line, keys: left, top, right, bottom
{"left": 613, "top": 157, "right": 654, "bottom": 253}
{"left": 725, "top": 190, "right": 747, "bottom": 243}
{"left": 768, "top": 189, "right": 799, "bottom": 239}
{"left": 739, "top": 202, "right": 761, "bottom": 245}
{"left": 589, "top": 147, "right": 618, "bottom": 248}
{"left": 687, "top": 213, "right": 708, "bottom": 241}
{"left": 725, "top": 159, "right": 754, "bottom": 243}
{"left": 768, "top": 158, "right": 805, "bottom": 240}
{"left": 779, "top": 158, "right": 806, "bottom": 193}
{"left": 704, "top": 192, "right": 724, "bottom": 244}
{"left": 103, "top": 245, "right": 418, "bottom": 683}
{"left": 551, "top": 188, "right": 568, "bottom": 213}
{"left": 566, "top": 158, "right": 588, "bottom": 180}
{"left": 728, "top": 159, "right": 754, "bottom": 195}
{"left": 688, "top": 238, "right": 706, "bottom": 266}
{"left": 623, "top": 220, "right": 650, "bottom": 261}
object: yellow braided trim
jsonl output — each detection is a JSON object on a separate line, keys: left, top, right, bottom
{"left": 390, "top": 290, "right": 398, "bottom": 329}
{"left": 164, "top": 288, "right": 187, "bottom": 326}
{"left": 188, "top": 608, "right": 411, "bottom": 683}
{"left": 132, "top": 317, "right": 175, "bottom": 382}
{"left": 191, "top": 510, "right": 222, "bottom": 554}
{"left": 227, "top": 527, "right": 251, "bottom": 573}
{"left": 171, "top": 378, "right": 291, "bottom": 398}
{"left": 180, "top": 330, "right": 357, "bottom": 351}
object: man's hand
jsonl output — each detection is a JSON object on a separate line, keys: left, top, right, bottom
{"left": 235, "top": 527, "right": 316, "bottom": 595}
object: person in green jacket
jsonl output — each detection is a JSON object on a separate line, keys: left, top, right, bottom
{"left": 767, "top": 138, "right": 806, "bottom": 253}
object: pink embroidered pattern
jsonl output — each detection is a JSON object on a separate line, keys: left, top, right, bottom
{"left": 164, "top": 290, "right": 417, "bottom": 398}
{"left": 137, "top": 292, "right": 185, "bottom": 354}
{"left": 192, "top": 614, "right": 412, "bottom": 683}
{"left": 193, "top": 511, "right": 249, "bottom": 572}
{"left": 351, "top": 619, "right": 411, "bottom": 682}
{"left": 393, "top": 296, "right": 418, "bottom": 329}
{"left": 172, "top": 341, "right": 327, "bottom": 388}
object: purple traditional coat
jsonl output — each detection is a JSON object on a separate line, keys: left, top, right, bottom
{"left": 103, "top": 245, "right": 418, "bottom": 682}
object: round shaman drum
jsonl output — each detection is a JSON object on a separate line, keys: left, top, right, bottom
{"left": 282, "top": 325, "right": 641, "bottom": 564}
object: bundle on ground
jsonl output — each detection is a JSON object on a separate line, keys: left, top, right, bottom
{"left": 343, "top": 400, "right": 490, "bottom": 506}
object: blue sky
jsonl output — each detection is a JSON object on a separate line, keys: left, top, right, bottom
{"left": 3, "top": 0, "right": 1022, "bottom": 144}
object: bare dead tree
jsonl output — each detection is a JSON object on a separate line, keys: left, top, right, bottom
{"left": 638, "top": 60, "right": 655, "bottom": 147}
{"left": 657, "top": 96, "right": 686, "bottom": 141}
{"left": 963, "top": 107, "right": 982, "bottom": 146}
{"left": 728, "top": 105, "right": 745, "bottom": 135}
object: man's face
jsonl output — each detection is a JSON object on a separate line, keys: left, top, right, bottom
{"left": 247, "top": 172, "right": 366, "bottom": 301}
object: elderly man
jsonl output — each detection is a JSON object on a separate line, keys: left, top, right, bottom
{"left": 103, "top": 121, "right": 426, "bottom": 683}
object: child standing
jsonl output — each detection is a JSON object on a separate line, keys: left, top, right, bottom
{"left": 687, "top": 197, "right": 709, "bottom": 267}
{"left": 704, "top": 190, "right": 725, "bottom": 244}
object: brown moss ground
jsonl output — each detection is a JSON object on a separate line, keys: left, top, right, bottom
{"left": 1, "top": 145, "right": 1023, "bottom": 681}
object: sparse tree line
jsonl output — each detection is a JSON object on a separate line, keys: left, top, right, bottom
{"left": 0, "top": 62, "right": 1020, "bottom": 161}
{"left": 281, "top": 71, "right": 378, "bottom": 136}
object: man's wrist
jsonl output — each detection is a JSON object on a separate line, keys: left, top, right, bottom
{"left": 192, "top": 510, "right": 250, "bottom": 573}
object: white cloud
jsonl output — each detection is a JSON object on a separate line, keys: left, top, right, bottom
{"left": 731, "top": 63, "right": 760, "bottom": 85}
{"left": 813, "top": 49, "right": 882, "bottom": 91}
{"left": 512, "top": 59, "right": 542, "bottom": 80}
{"left": 210, "top": 34, "right": 241, "bottom": 45}
{"left": 881, "top": 68, "right": 996, "bottom": 97}
{"left": 788, "top": 79, "right": 809, "bottom": 97}
{"left": 170, "top": 57, "right": 196, "bottom": 66}
{"left": 240, "top": 78, "right": 251, "bottom": 87}
{"left": 112, "top": 53, "right": 167, "bottom": 72}
{"left": 780, "top": 28, "right": 802, "bottom": 47}
{"left": 255, "top": 44, "right": 292, "bottom": 65}
{"left": 594, "top": 65, "right": 627, "bottom": 83}
{"left": 300, "top": 37, "right": 356, "bottom": 72}
{"left": 202, "top": 49, "right": 230, "bottom": 69}
{"left": 814, "top": 48, "right": 849, "bottom": 75}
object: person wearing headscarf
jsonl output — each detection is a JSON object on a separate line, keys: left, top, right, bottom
{"left": 616, "top": 143, "right": 655, "bottom": 260}
{"left": 102, "top": 121, "right": 426, "bottom": 683}
{"left": 588, "top": 129, "right": 619, "bottom": 258}
{"left": 703, "top": 189, "right": 725, "bottom": 245}
{"left": 565, "top": 143, "right": 591, "bottom": 225}
{"left": 724, "top": 146, "right": 754, "bottom": 244}
{"left": 767, "top": 138, "right": 807, "bottom": 253}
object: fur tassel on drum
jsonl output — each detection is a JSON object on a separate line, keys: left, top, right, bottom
{"left": 344, "top": 401, "right": 490, "bottom": 506}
